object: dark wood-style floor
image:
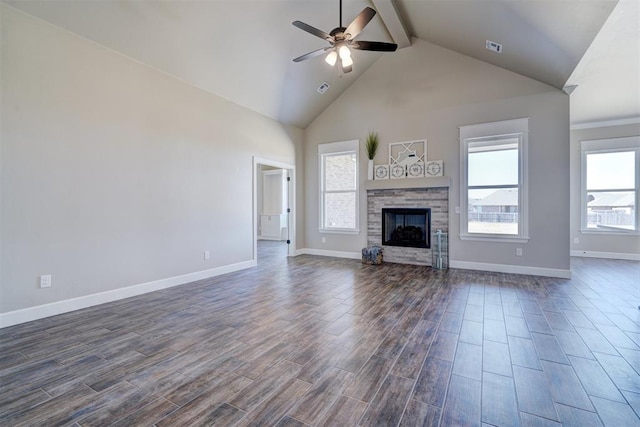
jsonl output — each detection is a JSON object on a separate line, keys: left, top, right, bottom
{"left": 1, "top": 242, "right": 640, "bottom": 426}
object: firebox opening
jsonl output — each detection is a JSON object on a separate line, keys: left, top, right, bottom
{"left": 382, "top": 208, "right": 431, "bottom": 248}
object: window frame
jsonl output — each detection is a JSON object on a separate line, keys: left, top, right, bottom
{"left": 580, "top": 136, "right": 640, "bottom": 235}
{"left": 318, "top": 139, "right": 360, "bottom": 234}
{"left": 459, "top": 118, "right": 529, "bottom": 243}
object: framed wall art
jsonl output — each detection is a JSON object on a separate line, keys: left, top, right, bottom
{"left": 389, "top": 140, "right": 427, "bottom": 166}
{"left": 407, "top": 162, "right": 425, "bottom": 178}
{"left": 425, "top": 160, "right": 444, "bottom": 177}
{"left": 374, "top": 164, "right": 390, "bottom": 180}
{"left": 390, "top": 164, "right": 406, "bottom": 179}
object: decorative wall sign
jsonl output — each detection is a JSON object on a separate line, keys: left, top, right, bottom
{"left": 390, "top": 164, "right": 406, "bottom": 179}
{"left": 389, "top": 140, "right": 427, "bottom": 166}
{"left": 407, "top": 162, "right": 425, "bottom": 178}
{"left": 425, "top": 160, "right": 444, "bottom": 177}
{"left": 374, "top": 164, "right": 389, "bottom": 180}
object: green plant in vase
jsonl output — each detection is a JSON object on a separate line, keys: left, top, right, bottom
{"left": 366, "top": 131, "right": 379, "bottom": 180}
{"left": 366, "top": 131, "right": 379, "bottom": 160}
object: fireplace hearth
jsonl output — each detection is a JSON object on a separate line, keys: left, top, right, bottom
{"left": 382, "top": 208, "right": 431, "bottom": 248}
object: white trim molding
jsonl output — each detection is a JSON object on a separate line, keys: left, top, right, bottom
{"left": 450, "top": 260, "right": 571, "bottom": 279}
{"left": 459, "top": 118, "right": 530, "bottom": 242}
{"left": 570, "top": 250, "right": 640, "bottom": 261}
{"left": 580, "top": 136, "right": 640, "bottom": 233}
{"left": 318, "top": 140, "right": 360, "bottom": 234}
{"left": 252, "top": 156, "right": 296, "bottom": 260}
{"left": 571, "top": 117, "right": 640, "bottom": 130}
{"left": 295, "top": 248, "right": 361, "bottom": 260}
{"left": 0, "top": 260, "right": 256, "bottom": 329}
{"left": 459, "top": 235, "right": 529, "bottom": 244}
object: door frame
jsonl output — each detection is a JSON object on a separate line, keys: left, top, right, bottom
{"left": 252, "top": 156, "right": 296, "bottom": 260}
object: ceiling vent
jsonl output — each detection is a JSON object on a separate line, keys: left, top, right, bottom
{"left": 486, "top": 40, "right": 503, "bottom": 53}
{"left": 317, "top": 82, "right": 330, "bottom": 94}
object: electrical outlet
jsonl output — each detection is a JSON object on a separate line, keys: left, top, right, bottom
{"left": 203, "top": 251, "right": 210, "bottom": 260}
{"left": 516, "top": 248, "right": 523, "bottom": 256}
{"left": 40, "top": 274, "right": 52, "bottom": 288}
{"left": 455, "top": 206, "right": 461, "bottom": 214}
{"left": 322, "top": 237, "right": 326, "bottom": 243}
{"left": 573, "top": 237, "right": 579, "bottom": 244}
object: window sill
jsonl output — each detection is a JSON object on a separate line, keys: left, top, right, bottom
{"left": 459, "top": 234, "right": 530, "bottom": 243}
{"left": 580, "top": 228, "right": 639, "bottom": 236}
{"left": 319, "top": 229, "right": 360, "bottom": 235}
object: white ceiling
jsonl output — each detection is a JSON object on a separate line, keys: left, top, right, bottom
{"left": 4, "top": 0, "right": 636, "bottom": 128}
{"left": 565, "top": 0, "right": 640, "bottom": 126}
{"left": 396, "top": 0, "right": 617, "bottom": 90}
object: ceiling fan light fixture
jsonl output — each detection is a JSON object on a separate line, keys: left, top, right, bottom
{"left": 338, "top": 44, "right": 351, "bottom": 59}
{"left": 292, "top": 2, "right": 397, "bottom": 73}
{"left": 325, "top": 50, "right": 338, "bottom": 66}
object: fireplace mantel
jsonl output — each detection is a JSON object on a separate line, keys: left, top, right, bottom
{"left": 364, "top": 176, "right": 450, "bottom": 191}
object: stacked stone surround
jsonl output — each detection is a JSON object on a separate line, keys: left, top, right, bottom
{"left": 367, "top": 187, "right": 449, "bottom": 266}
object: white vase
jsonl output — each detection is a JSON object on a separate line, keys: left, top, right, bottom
{"left": 368, "top": 159, "right": 374, "bottom": 180}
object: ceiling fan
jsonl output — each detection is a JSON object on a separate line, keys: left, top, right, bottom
{"left": 292, "top": 0, "right": 398, "bottom": 73}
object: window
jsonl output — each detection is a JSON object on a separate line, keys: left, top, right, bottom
{"left": 460, "top": 118, "right": 529, "bottom": 242}
{"left": 581, "top": 136, "right": 640, "bottom": 233}
{"left": 319, "top": 140, "right": 359, "bottom": 233}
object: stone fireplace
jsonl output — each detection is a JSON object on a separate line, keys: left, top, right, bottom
{"left": 367, "top": 185, "right": 448, "bottom": 266}
{"left": 382, "top": 208, "right": 431, "bottom": 248}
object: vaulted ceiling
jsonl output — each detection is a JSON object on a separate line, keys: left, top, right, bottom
{"left": 4, "top": 0, "right": 636, "bottom": 129}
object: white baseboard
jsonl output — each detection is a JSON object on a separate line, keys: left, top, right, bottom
{"left": 0, "top": 260, "right": 256, "bottom": 329}
{"left": 570, "top": 250, "right": 640, "bottom": 261}
{"left": 295, "top": 248, "right": 361, "bottom": 260}
{"left": 294, "top": 250, "right": 572, "bottom": 278}
{"left": 450, "top": 260, "right": 571, "bottom": 279}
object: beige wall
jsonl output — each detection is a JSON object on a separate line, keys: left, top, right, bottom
{"left": 570, "top": 123, "right": 640, "bottom": 256}
{"left": 1, "top": 6, "right": 302, "bottom": 313}
{"left": 304, "top": 38, "right": 571, "bottom": 273}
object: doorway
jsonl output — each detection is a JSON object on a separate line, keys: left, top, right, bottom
{"left": 252, "top": 157, "right": 295, "bottom": 263}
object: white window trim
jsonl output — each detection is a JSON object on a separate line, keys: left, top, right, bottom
{"left": 459, "top": 118, "right": 529, "bottom": 243}
{"left": 580, "top": 136, "right": 640, "bottom": 235}
{"left": 318, "top": 139, "right": 360, "bottom": 234}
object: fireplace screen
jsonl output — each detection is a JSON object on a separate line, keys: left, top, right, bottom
{"left": 382, "top": 208, "right": 431, "bottom": 248}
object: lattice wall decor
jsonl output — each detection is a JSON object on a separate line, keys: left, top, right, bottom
{"left": 388, "top": 140, "right": 427, "bottom": 166}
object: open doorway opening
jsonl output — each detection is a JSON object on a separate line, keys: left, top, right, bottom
{"left": 253, "top": 157, "right": 295, "bottom": 263}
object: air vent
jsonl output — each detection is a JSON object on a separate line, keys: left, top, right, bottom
{"left": 486, "top": 40, "right": 503, "bottom": 53}
{"left": 317, "top": 82, "right": 330, "bottom": 94}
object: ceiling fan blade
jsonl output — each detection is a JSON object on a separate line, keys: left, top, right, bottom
{"left": 344, "top": 7, "right": 376, "bottom": 40}
{"left": 292, "top": 21, "right": 334, "bottom": 42}
{"left": 293, "top": 47, "right": 332, "bottom": 63}
{"left": 351, "top": 40, "right": 398, "bottom": 52}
